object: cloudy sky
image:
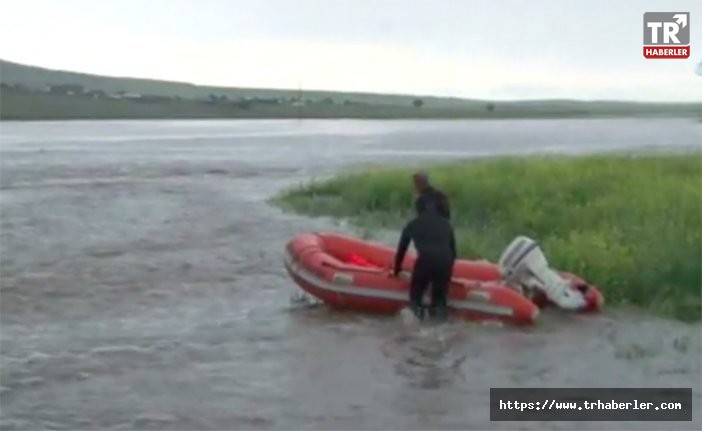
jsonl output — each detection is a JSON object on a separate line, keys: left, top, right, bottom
{"left": 1, "top": 0, "right": 700, "bottom": 101}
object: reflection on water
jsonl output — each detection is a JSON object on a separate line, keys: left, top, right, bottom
{"left": 385, "top": 324, "right": 469, "bottom": 390}
{"left": 1, "top": 119, "right": 700, "bottom": 430}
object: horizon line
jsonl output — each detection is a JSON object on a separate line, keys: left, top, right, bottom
{"left": 1, "top": 57, "right": 700, "bottom": 105}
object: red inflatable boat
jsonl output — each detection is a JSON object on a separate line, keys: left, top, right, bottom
{"left": 284, "top": 232, "right": 603, "bottom": 325}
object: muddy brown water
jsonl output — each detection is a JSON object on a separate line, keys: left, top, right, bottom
{"left": 1, "top": 119, "right": 700, "bottom": 430}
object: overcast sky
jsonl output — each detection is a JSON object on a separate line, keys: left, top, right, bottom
{"left": 1, "top": 0, "right": 700, "bottom": 101}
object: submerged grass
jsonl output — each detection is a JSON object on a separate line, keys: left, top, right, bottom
{"left": 274, "top": 154, "right": 702, "bottom": 321}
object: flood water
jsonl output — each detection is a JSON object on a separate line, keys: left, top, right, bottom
{"left": 1, "top": 119, "right": 701, "bottom": 430}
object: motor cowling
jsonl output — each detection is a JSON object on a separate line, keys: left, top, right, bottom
{"left": 498, "top": 236, "right": 586, "bottom": 310}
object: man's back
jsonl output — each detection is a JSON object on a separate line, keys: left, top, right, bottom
{"left": 404, "top": 211, "right": 455, "bottom": 259}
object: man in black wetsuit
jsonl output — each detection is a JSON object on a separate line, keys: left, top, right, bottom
{"left": 392, "top": 198, "right": 457, "bottom": 321}
{"left": 413, "top": 171, "right": 450, "bottom": 220}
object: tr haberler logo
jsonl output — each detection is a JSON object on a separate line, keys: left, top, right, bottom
{"left": 644, "top": 12, "right": 690, "bottom": 59}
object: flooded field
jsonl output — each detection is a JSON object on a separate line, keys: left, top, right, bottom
{"left": 1, "top": 119, "right": 700, "bottom": 430}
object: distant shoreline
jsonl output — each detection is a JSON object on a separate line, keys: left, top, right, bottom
{"left": 2, "top": 88, "right": 699, "bottom": 121}
{"left": 2, "top": 58, "right": 700, "bottom": 121}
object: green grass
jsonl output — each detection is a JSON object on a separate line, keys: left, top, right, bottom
{"left": 274, "top": 154, "right": 702, "bottom": 321}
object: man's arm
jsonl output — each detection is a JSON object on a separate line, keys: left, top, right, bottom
{"left": 393, "top": 222, "right": 413, "bottom": 276}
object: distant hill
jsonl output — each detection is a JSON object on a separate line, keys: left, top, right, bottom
{"left": 0, "top": 58, "right": 479, "bottom": 108}
{"left": 1, "top": 58, "right": 700, "bottom": 120}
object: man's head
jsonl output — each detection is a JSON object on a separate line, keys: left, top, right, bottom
{"left": 412, "top": 171, "right": 430, "bottom": 194}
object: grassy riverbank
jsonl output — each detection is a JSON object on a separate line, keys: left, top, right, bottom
{"left": 275, "top": 154, "right": 702, "bottom": 321}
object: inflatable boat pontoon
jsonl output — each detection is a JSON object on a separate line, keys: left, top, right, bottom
{"left": 284, "top": 232, "right": 603, "bottom": 325}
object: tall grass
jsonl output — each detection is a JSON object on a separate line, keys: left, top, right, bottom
{"left": 275, "top": 154, "right": 702, "bottom": 321}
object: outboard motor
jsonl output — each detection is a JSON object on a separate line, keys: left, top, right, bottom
{"left": 499, "top": 236, "right": 586, "bottom": 310}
